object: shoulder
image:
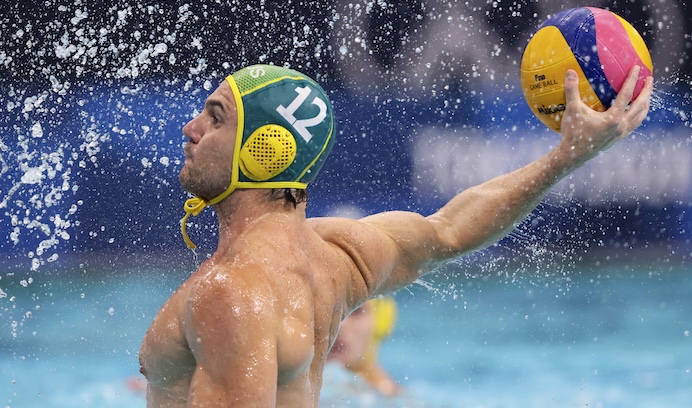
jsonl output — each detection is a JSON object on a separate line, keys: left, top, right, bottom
{"left": 182, "top": 263, "right": 281, "bottom": 365}
{"left": 308, "top": 212, "right": 435, "bottom": 256}
{"left": 307, "top": 216, "right": 395, "bottom": 273}
{"left": 308, "top": 216, "right": 386, "bottom": 245}
{"left": 309, "top": 211, "right": 433, "bottom": 237}
{"left": 186, "top": 262, "right": 277, "bottom": 327}
{"left": 306, "top": 216, "right": 404, "bottom": 296}
{"left": 307, "top": 212, "right": 444, "bottom": 298}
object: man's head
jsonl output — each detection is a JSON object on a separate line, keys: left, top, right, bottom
{"left": 180, "top": 64, "right": 336, "bottom": 248}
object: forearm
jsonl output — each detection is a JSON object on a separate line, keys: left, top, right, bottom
{"left": 429, "top": 143, "right": 584, "bottom": 254}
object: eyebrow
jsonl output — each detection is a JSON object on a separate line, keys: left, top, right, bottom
{"left": 205, "top": 99, "right": 225, "bottom": 115}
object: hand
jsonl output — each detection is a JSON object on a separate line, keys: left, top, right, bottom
{"left": 558, "top": 66, "right": 654, "bottom": 164}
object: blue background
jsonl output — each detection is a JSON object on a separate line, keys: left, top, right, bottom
{"left": 1, "top": 0, "right": 690, "bottom": 269}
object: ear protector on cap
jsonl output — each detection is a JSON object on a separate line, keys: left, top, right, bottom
{"left": 180, "top": 64, "right": 335, "bottom": 249}
{"left": 239, "top": 124, "right": 297, "bottom": 181}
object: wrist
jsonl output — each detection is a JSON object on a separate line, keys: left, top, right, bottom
{"left": 545, "top": 142, "right": 586, "bottom": 180}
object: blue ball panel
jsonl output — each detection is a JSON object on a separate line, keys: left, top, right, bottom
{"left": 541, "top": 8, "right": 617, "bottom": 106}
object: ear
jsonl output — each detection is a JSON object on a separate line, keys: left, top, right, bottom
{"left": 239, "top": 125, "right": 297, "bottom": 181}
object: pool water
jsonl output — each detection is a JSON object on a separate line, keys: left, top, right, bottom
{"left": 2, "top": 258, "right": 690, "bottom": 407}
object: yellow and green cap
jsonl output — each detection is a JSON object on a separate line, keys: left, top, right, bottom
{"left": 181, "top": 64, "right": 336, "bottom": 249}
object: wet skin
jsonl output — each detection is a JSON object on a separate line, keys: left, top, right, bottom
{"left": 139, "top": 67, "right": 653, "bottom": 407}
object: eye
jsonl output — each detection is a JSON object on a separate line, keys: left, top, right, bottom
{"left": 208, "top": 109, "right": 221, "bottom": 125}
{"left": 204, "top": 101, "right": 224, "bottom": 125}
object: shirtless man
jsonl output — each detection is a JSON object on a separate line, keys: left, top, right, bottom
{"left": 139, "top": 64, "right": 653, "bottom": 407}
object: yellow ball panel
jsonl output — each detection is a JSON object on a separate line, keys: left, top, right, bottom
{"left": 613, "top": 14, "right": 653, "bottom": 72}
{"left": 521, "top": 26, "right": 605, "bottom": 132}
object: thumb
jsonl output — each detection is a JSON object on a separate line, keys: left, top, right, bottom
{"left": 563, "top": 69, "right": 580, "bottom": 106}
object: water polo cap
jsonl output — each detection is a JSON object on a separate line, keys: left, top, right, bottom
{"left": 363, "top": 297, "right": 398, "bottom": 365}
{"left": 181, "top": 64, "right": 336, "bottom": 249}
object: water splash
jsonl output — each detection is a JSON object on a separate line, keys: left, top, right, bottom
{"left": 0, "top": 0, "right": 690, "bottom": 353}
{"left": 2, "top": 88, "right": 86, "bottom": 272}
{"left": 649, "top": 73, "right": 692, "bottom": 129}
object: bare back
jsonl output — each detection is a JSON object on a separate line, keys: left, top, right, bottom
{"left": 139, "top": 212, "right": 414, "bottom": 407}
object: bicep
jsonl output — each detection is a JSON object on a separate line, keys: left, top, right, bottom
{"left": 184, "top": 280, "right": 278, "bottom": 407}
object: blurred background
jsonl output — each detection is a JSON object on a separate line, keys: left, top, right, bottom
{"left": 0, "top": 1, "right": 691, "bottom": 406}
{"left": 1, "top": 0, "right": 690, "bottom": 270}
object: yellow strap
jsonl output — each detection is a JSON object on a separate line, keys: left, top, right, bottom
{"left": 180, "top": 196, "right": 209, "bottom": 249}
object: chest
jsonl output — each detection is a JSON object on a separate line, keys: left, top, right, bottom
{"left": 139, "top": 290, "right": 196, "bottom": 387}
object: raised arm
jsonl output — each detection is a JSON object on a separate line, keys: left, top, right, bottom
{"left": 429, "top": 67, "right": 652, "bottom": 254}
{"left": 355, "top": 66, "right": 653, "bottom": 296}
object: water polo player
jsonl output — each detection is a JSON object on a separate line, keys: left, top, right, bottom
{"left": 139, "top": 64, "right": 652, "bottom": 407}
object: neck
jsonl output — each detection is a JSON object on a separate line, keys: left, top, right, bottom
{"left": 212, "top": 189, "right": 306, "bottom": 254}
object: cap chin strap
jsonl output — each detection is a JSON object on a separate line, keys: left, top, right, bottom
{"left": 180, "top": 74, "right": 246, "bottom": 250}
{"left": 180, "top": 180, "right": 311, "bottom": 249}
{"left": 180, "top": 181, "right": 238, "bottom": 249}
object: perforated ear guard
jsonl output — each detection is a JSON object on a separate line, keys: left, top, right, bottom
{"left": 239, "top": 124, "right": 297, "bottom": 181}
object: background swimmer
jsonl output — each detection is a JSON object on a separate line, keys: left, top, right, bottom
{"left": 327, "top": 297, "right": 401, "bottom": 396}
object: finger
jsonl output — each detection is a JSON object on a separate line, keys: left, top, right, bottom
{"left": 625, "top": 76, "right": 653, "bottom": 130}
{"left": 563, "top": 69, "right": 581, "bottom": 108}
{"left": 614, "top": 76, "right": 652, "bottom": 137}
{"left": 635, "top": 75, "right": 655, "bottom": 105}
{"left": 612, "top": 65, "right": 641, "bottom": 111}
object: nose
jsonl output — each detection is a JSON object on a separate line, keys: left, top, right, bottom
{"left": 182, "top": 115, "right": 202, "bottom": 144}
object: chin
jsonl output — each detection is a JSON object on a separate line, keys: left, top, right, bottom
{"left": 179, "top": 167, "right": 202, "bottom": 197}
{"left": 179, "top": 168, "right": 228, "bottom": 200}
